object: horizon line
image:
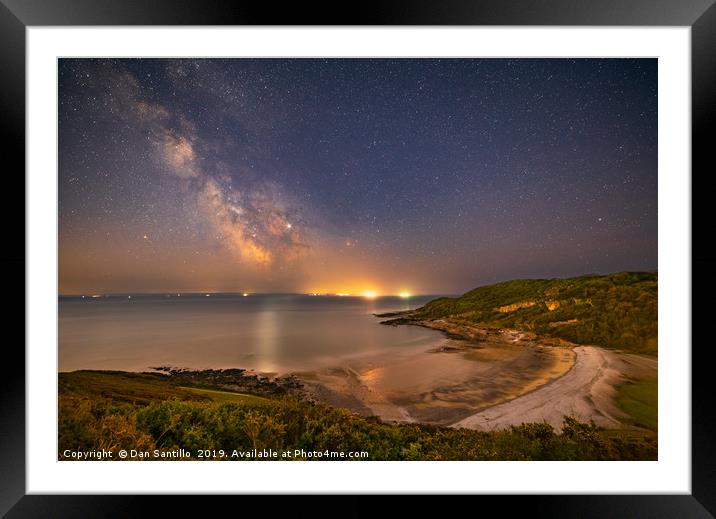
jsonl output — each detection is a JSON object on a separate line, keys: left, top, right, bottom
{"left": 58, "top": 291, "right": 453, "bottom": 297}
{"left": 58, "top": 271, "right": 658, "bottom": 298}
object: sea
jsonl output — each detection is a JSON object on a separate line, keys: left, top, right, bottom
{"left": 58, "top": 293, "right": 446, "bottom": 373}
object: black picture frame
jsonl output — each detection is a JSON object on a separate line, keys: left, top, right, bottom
{"left": 2, "top": 0, "right": 712, "bottom": 515}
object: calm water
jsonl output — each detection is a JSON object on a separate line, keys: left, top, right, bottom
{"left": 58, "top": 294, "right": 446, "bottom": 373}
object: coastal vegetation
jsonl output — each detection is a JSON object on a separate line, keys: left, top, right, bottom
{"left": 615, "top": 377, "right": 658, "bottom": 431}
{"left": 400, "top": 272, "right": 657, "bottom": 354}
{"left": 58, "top": 272, "right": 658, "bottom": 461}
{"left": 59, "top": 371, "right": 656, "bottom": 461}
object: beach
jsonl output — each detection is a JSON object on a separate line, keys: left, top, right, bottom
{"left": 453, "top": 345, "right": 657, "bottom": 431}
{"left": 298, "top": 316, "right": 657, "bottom": 430}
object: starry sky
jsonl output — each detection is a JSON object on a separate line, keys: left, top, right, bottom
{"left": 59, "top": 58, "right": 657, "bottom": 295}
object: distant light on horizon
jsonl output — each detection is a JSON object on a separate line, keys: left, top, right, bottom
{"left": 242, "top": 293, "right": 249, "bottom": 297}
{"left": 399, "top": 292, "right": 411, "bottom": 298}
{"left": 363, "top": 291, "right": 378, "bottom": 299}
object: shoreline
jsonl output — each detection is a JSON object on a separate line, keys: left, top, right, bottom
{"left": 374, "top": 314, "right": 657, "bottom": 431}
{"left": 296, "top": 315, "right": 579, "bottom": 426}
{"left": 60, "top": 315, "right": 657, "bottom": 432}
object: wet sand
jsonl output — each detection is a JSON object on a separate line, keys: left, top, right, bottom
{"left": 298, "top": 325, "right": 575, "bottom": 425}
{"left": 297, "top": 317, "right": 657, "bottom": 430}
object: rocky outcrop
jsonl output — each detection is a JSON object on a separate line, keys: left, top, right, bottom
{"left": 545, "top": 300, "right": 561, "bottom": 311}
{"left": 549, "top": 318, "right": 579, "bottom": 327}
{"left": 495, "top": 301, "right": 536, "bottom": 313}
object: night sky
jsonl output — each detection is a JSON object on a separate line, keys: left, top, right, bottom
{"left": 58, "top": 58, "right": 657, "bottom": 295}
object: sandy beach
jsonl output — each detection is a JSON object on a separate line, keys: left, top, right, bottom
{"left": 298, "top": 319, "right": 574, "bottom": 425}
{"left": 298, "top": 317, "right": 657, "bottom": 429}
{"left": 453, "top": 345, "right": 657, "bottom": 431}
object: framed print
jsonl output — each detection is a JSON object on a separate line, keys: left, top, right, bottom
{"left": 3, "top": 0, "right": 714, "bottom": 515}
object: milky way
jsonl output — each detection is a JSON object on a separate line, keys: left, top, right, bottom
{"left": 59, "top": 59, "right": 657, "bottom": 295}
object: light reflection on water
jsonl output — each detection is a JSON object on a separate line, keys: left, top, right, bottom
{"left": 58, "top": 294, "right": 446, "bottom": 373}
{"left": 256, "top": 308, "right": 278, "bottom": 373}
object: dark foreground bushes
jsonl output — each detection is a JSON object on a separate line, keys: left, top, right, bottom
{"left": 59, "top": 393, "right": 657, "bottom": 461}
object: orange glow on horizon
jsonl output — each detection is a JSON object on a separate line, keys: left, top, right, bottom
{"left": 303, "top": 284, "right": 418, "bottom": 297}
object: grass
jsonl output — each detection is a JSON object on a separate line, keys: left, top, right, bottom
{"left": 180, "top": 386, "right": 271, "bottom": 405}
{"left": 616, "top": 377, "right": 658, "bottom": 431}
{"left": 58, "top": 370, "right": 206, "bottom": 405}
{"left": 58, "top": 371, "right": 269, "bottom": 406}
